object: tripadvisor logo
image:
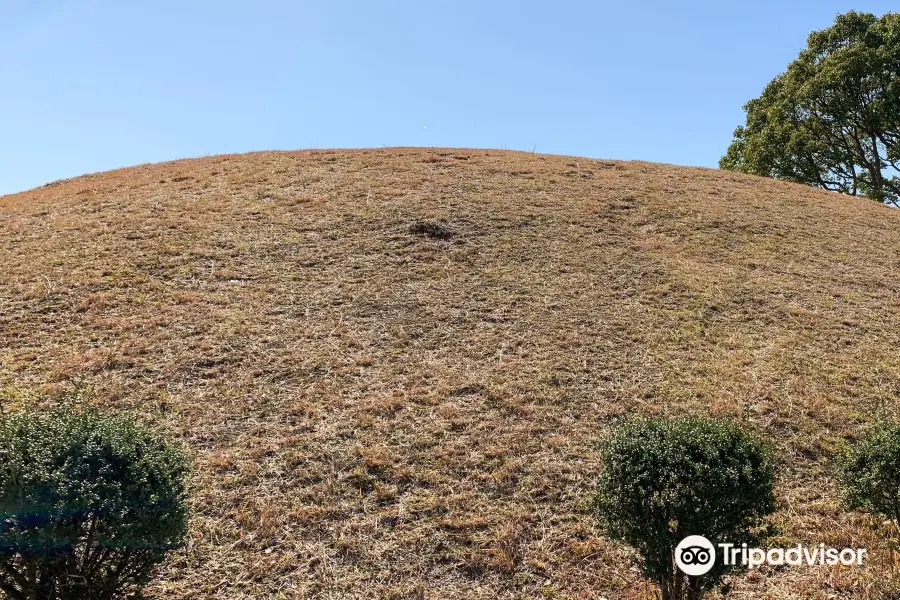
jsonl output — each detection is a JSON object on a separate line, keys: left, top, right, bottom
{"left": 675, "top": 536, "right": 716, "bottom": 576}
{"left": 676, "top": 535, "right": 866, "bottom": 575}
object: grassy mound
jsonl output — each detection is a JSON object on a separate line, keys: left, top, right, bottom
{"left": 2, "top": 148, "right": 899, "bottom": 598}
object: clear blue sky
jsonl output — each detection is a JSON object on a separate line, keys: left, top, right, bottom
{"left": 1, "top": 1, "right": 896, "bottom": 195}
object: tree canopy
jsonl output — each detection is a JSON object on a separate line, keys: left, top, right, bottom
{"left": 720, "top": 11, "right": 900, "bottom": 206}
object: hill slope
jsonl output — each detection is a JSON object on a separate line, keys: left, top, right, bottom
{"left": 2, "top": 148, "right": 900, "bottom": 598}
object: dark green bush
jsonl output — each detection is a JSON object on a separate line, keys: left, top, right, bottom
{"left": 594, "top": 415, "right": 775, "bottom": 600}
{"left": 839, "top": 420, "right": 900, "bottom": 536}
{"left": 0, "top": 404, "right": 189, "bottom": 600}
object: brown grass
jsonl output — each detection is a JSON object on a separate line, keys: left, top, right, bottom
{"left": 1, "top": 148, "right": 900, "bottom": 598}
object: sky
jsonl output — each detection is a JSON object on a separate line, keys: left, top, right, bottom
{"left": 0, "top": 1, "right": 897, "bottom": 196}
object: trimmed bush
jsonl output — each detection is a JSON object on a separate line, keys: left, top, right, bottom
{"left": 839, "top": 419, "right": 900, "bottom": 537}
{"left": 0, "top": 404, "right": 189, "bottom": 600}
{"left": 595, "top": 415, "right": 775, "bottom": 600}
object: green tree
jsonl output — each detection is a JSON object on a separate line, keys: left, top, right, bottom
{"left": 839, "top": 419, "right": 900, "bottom": 540}
{"left": 720, "top": 11, "right": 900, "bottom": 206}
{"left": 594, "top": 416, "right": 775, "bottom": 600}
{"left": 0, "top": 403, "right": 190, "bottom": 600}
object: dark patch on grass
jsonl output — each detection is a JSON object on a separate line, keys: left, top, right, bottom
{"left": 408, "top": 220, "right": 455, "bottom": 240}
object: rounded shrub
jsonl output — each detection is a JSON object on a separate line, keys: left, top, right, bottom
{"left": 0, "top": 403, "right": 189, "bottom": 600}
{"left": 839, "top": 419, "right": 900, "bottom": 535}
{"left": 594, "top": 415, "right": 775, "bottom": 600}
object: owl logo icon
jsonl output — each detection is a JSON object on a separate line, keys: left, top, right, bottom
{"left": 675, "top": 535, "right": 716, "bottom": 576}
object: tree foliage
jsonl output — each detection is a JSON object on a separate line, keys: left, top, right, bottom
{"left": 720, "top": 11, "right": 900, "bottom": 206}
{"left": 0, "top": 403, "right": 190, "bottom": 600}
{"left": 839, "top": 419, "right": 900, "bottom": 538}
{"left": 594, "top": 416, "right": 775, "bottom": 600}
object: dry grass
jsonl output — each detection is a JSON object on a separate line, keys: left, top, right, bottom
{"left": 1, "top": 148, "right": 900, "bottom": 598}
